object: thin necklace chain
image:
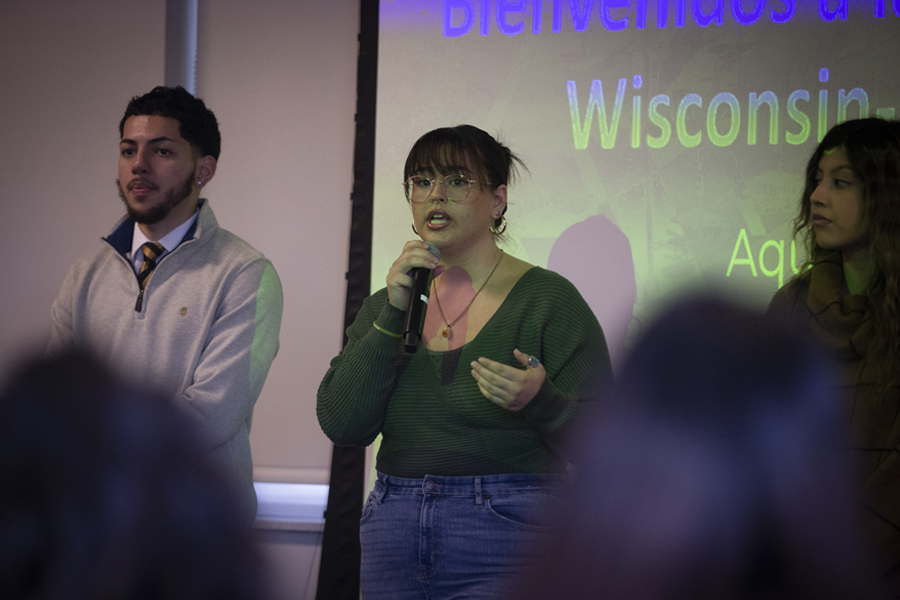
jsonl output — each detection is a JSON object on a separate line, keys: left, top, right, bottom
{"left": 432, "top": 250, "right": 504, "bottom": 339}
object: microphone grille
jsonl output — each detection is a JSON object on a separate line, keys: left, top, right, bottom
{"left": 426, "top": 242, "right": 441, "bottom": 261}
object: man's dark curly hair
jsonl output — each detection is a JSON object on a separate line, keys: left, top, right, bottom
{"left": 119, "top": 86, "right": 221, "bottom": 160}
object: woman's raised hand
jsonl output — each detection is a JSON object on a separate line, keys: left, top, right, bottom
{"left": 386, "top": 241, "right": 441, "bottom": 310}
{"left": 470, "top": 349, "right": 545, "bottom": 412}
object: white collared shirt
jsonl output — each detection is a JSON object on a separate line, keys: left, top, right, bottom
{"left": 130, "top": 211, "right": 200, "bottom": 274}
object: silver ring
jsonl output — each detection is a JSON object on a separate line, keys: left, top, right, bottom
{"left": 527, "top": 355, "right": 540, "bottom": 369}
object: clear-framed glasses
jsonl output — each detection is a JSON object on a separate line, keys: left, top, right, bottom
{"left": 403, "top": 174, "right": 483, "bottom": 204}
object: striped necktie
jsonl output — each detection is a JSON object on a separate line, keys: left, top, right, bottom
{"left": 137, "top": 242, "right": 165, "bottom": 290}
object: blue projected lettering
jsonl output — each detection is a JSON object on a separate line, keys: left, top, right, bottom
{"left": 601, "top": 0, "right": 630, "bottom": 31}
{"left": 444, "top": 0, "right": 475, "bottom": 36}
{"left": 676, "top": 0, "right": 687, "bottom": 26}
{"left": 442, "top": 0, "right": 893, "bottom": 37}
{"left": 771, "top": 0, "right": 795, "bottom": 23}
{"left": 732, "top": 0, "right": 766, "bottom": 25}
{"left": 532, "top": 0, "right": 544, "bottom": 32}
{"left": 570, "top": 0, "right": 595, "bottom": 32}
{"left": 875, "top": 0, "right": 900, "bottom": 17}
{"left": 694, "top": 0, "right": 725, "bottom": 27}
{"left": 819, "top": 0, "right": 848, "bottom": 21}
{"left": 497, "top": 0, "right": 527, "bottom": 35}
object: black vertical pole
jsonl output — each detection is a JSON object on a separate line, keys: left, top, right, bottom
{"left": 315, "top": 1, "right": 378, "bottom": 598}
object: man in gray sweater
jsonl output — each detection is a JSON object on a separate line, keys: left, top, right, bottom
{"left": 48, "top": 86, "right": 283, "bottom": 526}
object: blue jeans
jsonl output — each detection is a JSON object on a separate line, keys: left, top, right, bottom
{"left": 359, "top": 472, "right": 564, "bottom": 599}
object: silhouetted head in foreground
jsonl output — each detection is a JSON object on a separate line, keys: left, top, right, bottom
{"left": 0, "top": 351, "right": 268, "bottom": 600}
{"left": 514, "top": 296, "right": 885, "bottom": 600}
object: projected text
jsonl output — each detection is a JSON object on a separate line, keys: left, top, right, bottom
{"left": 726, "top": 229, "right": 803, "bottom": 288}
{"left": 567, "top": 69, "right": 897, "bottom": 150}
{"left": 444, "top": 0, "right": 900, "bottom": 37}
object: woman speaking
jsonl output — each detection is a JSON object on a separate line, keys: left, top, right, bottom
{"left": 317, "top": 125, "right": 613, "bottom": 599}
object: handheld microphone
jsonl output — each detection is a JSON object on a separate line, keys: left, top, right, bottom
{"left": 403, "top": 242, "right": 441, "bottom": 352}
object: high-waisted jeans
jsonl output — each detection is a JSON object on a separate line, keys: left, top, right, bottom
{"left": 359, "top": 471, "right": 564, "bottom": 599}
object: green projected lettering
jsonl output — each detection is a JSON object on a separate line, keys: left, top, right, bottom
{"left": 748, "top": 91, "right": 780, "bottom": 145}
{"left": 726, "top": 228, "right": 802, "bottom": 288}
{"left": 567, "top": 69, "right": 881, "bottom": 150}
{"left": 708, "top": 92, "right": 741, "bottom": 147}
{"left": 567, "top": 78, "right": 627, "bottom": 149}
{"left": 677, "top": 93, "right": 702, "bottom": 148}
{"left": 646, "top": 95, "right": 671, "bottom": 148}
{"left": 786, "top": 89, "right": 811, "bottom": 145}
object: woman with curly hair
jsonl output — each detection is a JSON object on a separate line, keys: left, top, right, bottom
{"left": 768, "top": 117, "right": 900, "bottom": 596}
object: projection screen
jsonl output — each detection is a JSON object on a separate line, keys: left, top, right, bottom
{"left": 373, "top": 0, "right": 900, "bottom": 367}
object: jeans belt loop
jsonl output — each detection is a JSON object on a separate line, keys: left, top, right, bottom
{"left": 474, "top": 476, "right": 483, "bottom": 507}
{"left": 374, "top": 476, "right": 387, "bottom": 504}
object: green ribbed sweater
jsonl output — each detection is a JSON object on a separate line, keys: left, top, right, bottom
{"left": 317, "top": 267, "right": 613, "bottom": 477}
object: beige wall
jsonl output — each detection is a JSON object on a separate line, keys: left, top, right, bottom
{"left": 196, "top": 0, "right": 358, "bottom": 482}
{"left": 0, "top": 0, "right": 359, "bottom": 484}
{"left": 0, "top": 0, "right": 166, "bottom": 364}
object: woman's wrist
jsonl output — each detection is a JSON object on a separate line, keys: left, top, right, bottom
{"left": 373, "top": 321, "right": 402, "bottom": 338}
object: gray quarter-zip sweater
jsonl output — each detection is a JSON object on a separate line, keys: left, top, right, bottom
{"left": 48, "top": 199, "right": 283, "bottom": 525}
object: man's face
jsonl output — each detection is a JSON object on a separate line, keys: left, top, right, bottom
{"left": 117, "top": 115, "right": 199, "bottom": 230}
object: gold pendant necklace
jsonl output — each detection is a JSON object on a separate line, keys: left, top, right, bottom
{"left": 432, "top": 250, "right": 504, "bottom": 340}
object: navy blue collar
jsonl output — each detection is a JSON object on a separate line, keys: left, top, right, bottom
{"left": 103, "top": 212, "right": 199, "bottom": 257}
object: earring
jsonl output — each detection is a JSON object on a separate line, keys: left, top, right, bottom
{"left": 490, "top": 215, "right": 507, "bottom": 235}
{"left": 197, "top": 180, "right": 203, "bottom": 186}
